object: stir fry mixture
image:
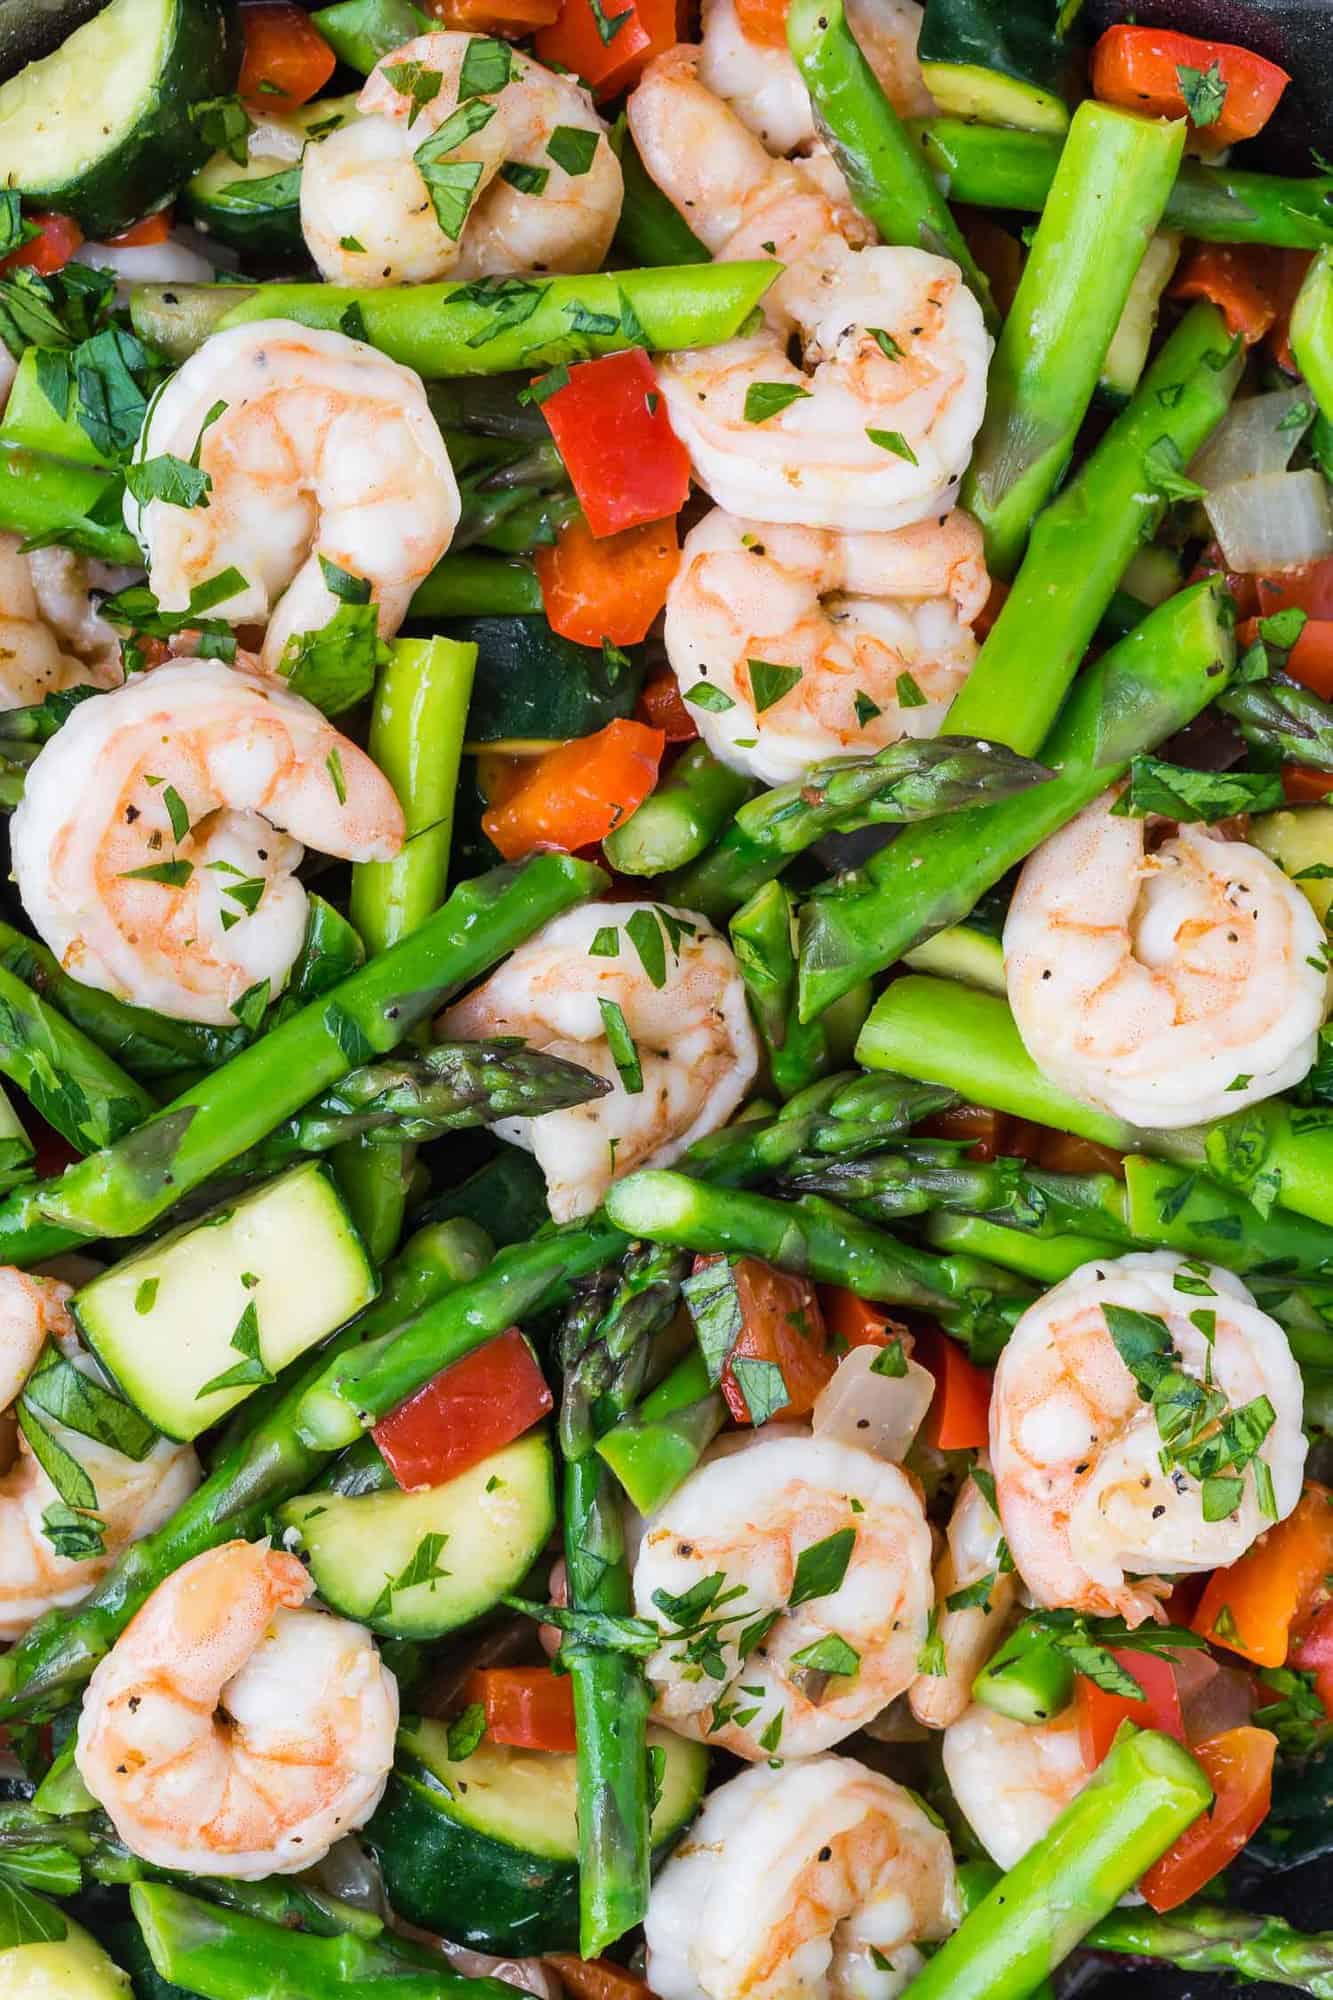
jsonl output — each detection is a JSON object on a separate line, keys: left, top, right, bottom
{"left": 4, "top": 2, "right": 1333, "bottom": 1998}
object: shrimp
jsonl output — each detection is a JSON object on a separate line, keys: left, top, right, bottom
{"left": 633, "top": 1429, "right": 933, "bottom": 1760}
{"left": 438, "top": 899, "right": 758, "bottom": 1222}
{"left": 124, "top": 321, "right": 458, "bottom": 674}
{"left": 991, "top": 1251, "right": 1306, "bottom": 1623}
{"left": 300, "top": 34, "right": 621, "bottom": 287}
{"left": 10, "top": 657, "right": 404, "bottom": 1025}
{"left": 942, "top": 1705, "right": 1092, "bottom": 1870}
{"left": 699, "top": 0, "right": 933, "bottom": 157}
{"left": 657, "top": 237, "right": 989, "bottom": 533}
{"left": 75, "top": 1539, "right": 398, "bottom": 1877}
{"left": 664, "top": 506, "right": 987, "bottom": 784}
{"left": 908, "top": 1457, "right": 1017, "bottom": 1731}
{"left": 0, "top": 535, "right": 123, "bottom": 707}
{"left": 1003, "top": 789, "right": 1328, "bottom": 1128}
{"left": 0, "top": 1270, "right": 198, "bottom": 1641}
{"left": 646, "top": 1754, "right": 958, "bottom": 2000}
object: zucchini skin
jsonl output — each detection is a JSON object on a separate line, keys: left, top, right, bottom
{"left": 185, "top": 166, "right": 304, "bottom": 257}
{"left": 451, "top": 616, "right": 648, "bottom": 749}
{"left": 918, "top": 0, "right": 1071, "bottom": 130}
{"left": 4, "top": 0, "right": 241, "bottom": 237}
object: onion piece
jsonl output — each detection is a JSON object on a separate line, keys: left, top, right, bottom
{"left": 1204, "top": 469, "right": 1333, "bottom": 573}
{"left": 1189, "top": 388, "right": 1313, "bottom": 490}
{"left": 812, "top": 1346, "right": 934, "bottom": 1462}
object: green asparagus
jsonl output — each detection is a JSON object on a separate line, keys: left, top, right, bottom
{"left": 408, "top": 552, "right": 542, "bottom": 620}
{"left": 0, "top": 960, "right": 155, "bottom": 1153}
{"left": 595, "top": 1349, "right": 725, "bottom": 1515}
{"left": 1220, "top": 672, "right": 1333, "bottom": 771}
{"left": 1292, "top": 248, "right": 1333, "bottom": 426}
{"left": 603, "top": 742, "right": 755, "bottom": 877}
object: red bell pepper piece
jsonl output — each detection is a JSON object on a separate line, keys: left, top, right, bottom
{"left": 636, "top": 668, "right": 698, "bottom": 743}
{"left": 1140, "top": 1726, "right": 1277, "bottom": 1911}
{"left": 911, "top": 1325, "right": 992, "bottom": 1450}
{"left": 1, "top": 212, "right": 83, "bottom": 276}
{"left": 1090, "top": 26, "right": 1290, "bottom": 146}
{"left": 1253, "top": 558, "right": 1333, "bottom": 623}
{"left": 372, "top": 1325, "right": 552, "bottom": 1490}
{"left": 535, "top": 513, "right": 679, "bottom": 647}
{"left": 463, "top": 1666, "right": 577, "bottom": 1753}
{"left": 1075, "top": 1648, "right": 1188, "bottom": 1768}
{"left": 103, "top": 212, "right": 173, "bottom": 248}
{"left": 1290, "top": 1601, "right": 1333, "bottom": 1717}
{"left": 1170, "top": 244, "right": 1279, "bottom": 346}
{"left": 699, "top": 1255, "right": 834, "bottom": 1423}
{"left": 1239, "top": 615, "right": 1333, "bottom": 701}
{"left": 538, "top": 350, "right": 691, "bottom": 537}
{"left": 732, "top": 0, "right": 788, "bottom": 47}
{"left": 535, "top": 0, "right": 676, "bottom": 100}
{"left": 482, "top": 717, "right": 665, "bottom": 861}
{"left": 1193, "top": 1481, "right": 1333, "bottom": 1667}
{"left": 239, "top": 1, "right": 336, "bottom": 110}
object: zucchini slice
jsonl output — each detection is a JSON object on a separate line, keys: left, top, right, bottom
{"left": 0, "top": 0, "right": 239, "bottom": 238}
{"left": 277, "top": 1430, "right": 557, "bottom": 1640}
{"left": 452, "top": 616, "right": 648, "bottom": 752}
{"left": 0, "top": 1912, "right": 133, "bottom": 1999}
{"left": 918, "top": 0, "right": 1072, "bottom": 133}
{"left": 186, "top": 95, "right": 362, "bottom": 257}
{"left": 368, "top": 1722, "right": 709, "bottom": 1953}
{"left": 1098, "top": 233, "right": 1182, "bottom": 403}
{"left": 0, "top": 0, "right": 102, "bottom": 85}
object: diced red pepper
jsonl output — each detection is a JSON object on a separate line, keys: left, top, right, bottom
{"left": 1170, "top": 244, "right": 1278, "bottom": 346}
{"left": 544, "top": 1958, "right": 652, "bottom": 2000}
{"left": 1290, "top": 1601, "right": 1333, "bottom": 1717}
{"left": 1030, "top": 1129, "right": 1126, "bottom": 1178}
{"left": 973, "top": 578, "right": 1010, "bottom": 641}
{"left": 0, "top": 212, "right": 83, "bottom": 277}
{"left": 1090, "top": 26, "right": 1290, "bottom": 147}
{"left": 428, "top": 0, "right": 561, "bottom": 30}
{"left": 1254, "top": 558, "right": 1333, "bottom": 623}
{"left": 703, "top": 1254, "right": 835, "bottom": 1423}
{"left": 535, "top": 0, "right": 677, "bottom": 100}
{"left": 538, "top": 350, "right": 690, "bottom": 538}
{"left": 463, "top": 1666, "right": 577, "bottom": 1753}
{"left": 1075, "top": 1648, "right": 1188, "bottom": 1768}
{"left": 103, "top": 212, "right": 173, "bottom": 248}
{"left": 1266, "top": 249, "right": 1314, "bottom": 374}
{"left": 1239, "top": 615, "right": 1333, "bottom": 700}
{"left": 636, "top": 667, "right": 698, "bottom": 743}
{"left": 372, "top": 1325, "right": 552, "bottom": 1491}
{"left": 911, "top": 1325, "right": 992, "bottom": 1450}
{"left": 239, "top": 1, "right": 336, "bottom": 110}
{"left": 819, "top": 1286, "right": 908, "bottom": 1354}
{"left": 1283, "top": 767, "right": 1333, "bottom": 803}
{"left": 1194, "top": 1481, "right": 1333, "bottom": 1667}
{"left": 1140, "top": 1726, "right": 1277, "bottom": 1912}
{"left": 917, "top": 1103, "right": 1005, "bottom": 1163}
{"left": 482, "top": 717, "right": 665, "bottom": 861}
{"left": 535, "top": 513, "right": 679, "bottom": 647}
{"left": 732, "top": 0, "right": 788, "bottom": 48}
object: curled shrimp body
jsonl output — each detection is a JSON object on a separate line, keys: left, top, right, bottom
{"left": 301, "top": 34, "right": 621, "bottom": 288}
{"left": 10, "top": 659, "right": 404, "bottom": 1025}
{"left": 657, "top": 238, "right": 989, "bottom": 533}
{"left": 646, "top": 1753, "right": 958, "bottom": 2000}
{"left": 0, "top": 536, "right": 123, "bottom": 707}
{"left": 665, "top": 506, "right": 987, "bottom": 784}
{"left": 76, "top": 1540, "right": 398, "bottom": 1877}
{"left": 125, "top": 322, "right": 458, "bottom": 674}
{"left": 1004, "top": 790, "right": 1327, "bottom": 1128}
{"left": 633, "top": 1429, "right": 933, "bottom": 1760}
{"left": 942, "top": 1705, "right": 1092, "bottom": 1870}
{"left": 908, "top": 1458, "right": 1016, "bottom": 1731}
{"left": 991, "top": 1251, "right": 1306, "bottom": 1623}
{"left": 0, "top": 1271, "right": 198, "bottom": 1642}
{"left": 699, "top": 0, "right": 932, "bottom": 156}
{"left": 438, "top": 900, "right": 757, "bottom": 1222}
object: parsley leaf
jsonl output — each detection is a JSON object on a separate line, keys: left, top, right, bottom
{"left": 789, "top": 1528, "right": 856, "bottom": 1606}
{"left": 743, "top": 381, "right": 811, "bottom": 424}
{"left": 598, "top": 996, "right": 643, "bottom": 1093}
{"left": 748, "top": 658, "right": 802, "bottom": 713}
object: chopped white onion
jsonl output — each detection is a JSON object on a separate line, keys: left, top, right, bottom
{"left": 812, "top": 1345, "right": 934, "bottom": 1461}
{"left": 1189, "top": 387, "right": 1313, "bottom": 490}
{"left": 1204, "top": 469, "right": 1333, "bottom": 573}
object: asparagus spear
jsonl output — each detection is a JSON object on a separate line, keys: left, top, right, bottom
{"left": 1292, "top": 248, "right": 1333, "bottom": 426}
{"left": 408, "top": 551, "right": 542, "bottom": 620}
{"left": 0, "top": 441, "right": 140, "bottom": 566}
{"left": 798, "top": 574, "right": 1236, "bottom": 1018}
{"left": 786, "top": 0, "right": 997, "bottom": 326}
{"left": 925, "top": 1210, "right": 1105, "bottom": 1285}
{"left": 0, "top": 959, "right": 156, "bottom": 1152}
{"left": 910, "top": 118, "right": 1333, "bottom": 252}
{"left": 595, "top": 1348, "right": 725, "bottom": 1515}
{"left": 602, "top": 742, "right": 755, "bottom": 878}
{"left": 731, "top": 880, "right": 871, "bottom": 1101}
{"left": 338, "top": 635, "right": 478, "bottom": 1261}
{"left": 961, "top": 102, "right": 1185, "bottom": 579}
{"left": 901, "top": 1729, "right": 1211, "bottom": 2000}
{"left": 668, "top": 735, "right": 1050, "bottom": 923}
{"left": 0, "top": 854, "right": 602, "bottom": 1262}
{"left": 1220, "top": 672, "right": 1333, "bottom": 771}
{"left": 130, "top": 1882, "right": 512, "bottom": 2000}
{"left": 559, "top": 1240, "right": 691, "bottom": 1460}
{"left": 944, "top": 302, "right": 1243, "bottom": 754}
{"left": 129, "top": 263, "right": 779, "bottom": 373}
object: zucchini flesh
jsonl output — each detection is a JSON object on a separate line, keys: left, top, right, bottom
{"left": 451, "top": 616, "right": 648, "bottom": 751}
{"left": 186, "top": 96, "right": 361, "bottom": 256}
{"left": 0, "top": 0, "right": 239, "bottom": 237}
{"left": 1098, "top": 233, "right": 1182, "bottom": 401}
{"left": 918, "top": 0, "right": 1072, "bottom": 133}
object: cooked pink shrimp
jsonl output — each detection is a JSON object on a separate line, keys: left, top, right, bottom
{"left": 908, "top": 1457, "right": 1017, "bottom": 1731}
{"left": 942, "top": 1705, "right": 1093, "bottom": 1869}
{"left": 699, "top": 0, "right": 933, "bottom": 156}
{"left": 634, "top": 1429, "right": 933, "bottom": 1760}
{"left": 646, "top": 1754, "right": 958, "bottom": 2000}
{"left": 991, "top": 1251, "right": 1306, "bottom": 1623}
{"left": 665, "top": 506, "right": 987, "bottom": 783}
{"left": 0, "top": 1271, "right": 198, "bottom": 1641}
{"left": 10, "top": 658, "right": 404, "bottom": 1025}
{"left": 0, "top": 535, "right": 123, "bottom": 708}
{"left": 76, "top": 1540, "right": 398, "bottom": 1877}
{"left": 1004, "top": 789, "right": 1327, "bottom": 1128}
{"left": 125, "top": 321, "right": 458, "bottom": 672}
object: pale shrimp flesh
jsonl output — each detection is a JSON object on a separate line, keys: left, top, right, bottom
{"left": 0, "top": 535, "right": 123, "bottom": 707}
{"left": 699, "top": 0, "right": 933, "bottom": 157}
{"left": 0, "top": 1270, "right": 198, "bottom": 1641}
{"left": 301, "top": 33, "right": 621, "bottom": 287}
{"left": 1004, "top": 789, "right": 1328, "bottom": 1128}
{"left": 664, "top": 505, "right": 988, "bottom": 784}
{"left": 633, "top": 1428, "right": 933, "bottom": 1760}
{"left": 656, "top": 237, "right": 990, "bottom": 533}
{"left": 76, "top": 1539, "right": 398, "bottom": 1877}
{"left": 124, "top": 321, "right": 459, "bottom": 673}
{"left": 646, "top": 1753, "right": 958, "bottom": 2000}
{"left": 990, "top": 1250, "right": 1306, "bottom": 1623}
{"left": 438, "top": 899, "right": 758, "bottom": 1222}
{"left": 942, "top": 1704, "right": 1093, "bottom": 1870}
{"left": 908, "top": 1456, "right": 1017, "bottom": 1731}
{"left": 10, "top": 658, "right": 404, "bottom": 1025}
